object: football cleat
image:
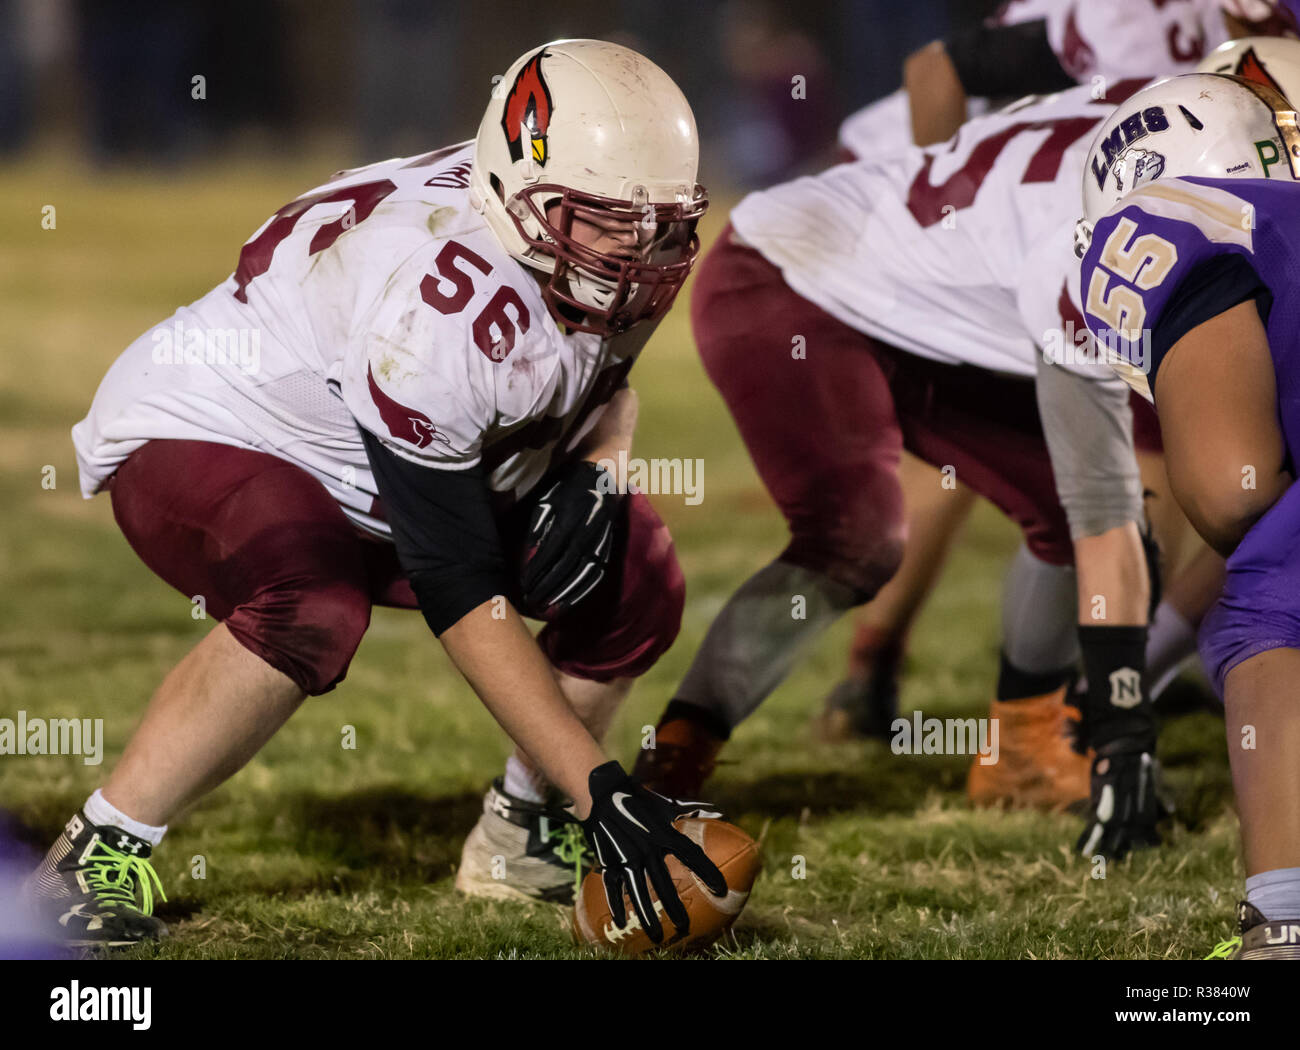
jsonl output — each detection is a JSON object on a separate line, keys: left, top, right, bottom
{"left": 817, "top": 627, "right": 903, "bottom": 741}
{"left": 455, "top": 779, "right": 591, "bottom": 905}
{"left": 631, "top": 716, "right": 725, "bottom": 801}
{"left": 1206, "top": 901, "right": 1300, "bottom": 960}
{"left": 23, "top": 812, "right": 167, "bottom": 948}
{"left": 816, "top": 670, "right": 899, "bottom": 741}
{"left": 966, "top": 687, "right": 1091, "bottom": 811}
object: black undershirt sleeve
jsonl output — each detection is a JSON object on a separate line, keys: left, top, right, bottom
{"left": 945, "top": 19, "right": 1076, "bottom": 99}
{"left": 1148, "top": 253, "right": 1271, "bottom": 390}
{"left": 360, "top": 428, "right": 511, "bottom": 637}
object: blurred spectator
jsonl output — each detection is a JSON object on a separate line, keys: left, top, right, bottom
{"left": 0, "top": 812, "right": 62, "bottom": 959}
{"left": 717, "top": 0, "right": 836, "bottom": 185}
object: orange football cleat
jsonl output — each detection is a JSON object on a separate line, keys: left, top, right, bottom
{"left": 631, "top": 716, "right": 725, "bottom": 800}
{"left": 966, "top": 687, "right": 1090, "bottom": 811}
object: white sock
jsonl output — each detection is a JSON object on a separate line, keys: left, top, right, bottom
{"left": 1146, "top": 601, "right": 1196, "bottom": 700}
{"left": 503, "top": 756, "right": 548, "bottom": 804}
{"left": 83, "top": 789, "right": 167, "bottom": 847}
{"left": 1245, "top": 867, "right": 1300, "bottom": 919}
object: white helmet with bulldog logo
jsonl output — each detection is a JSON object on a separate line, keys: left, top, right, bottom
{"left": 1075, "top": 72, "right": 1300, "bottom": 254}
{"left": 469, "top": 39, "right": 706, "bottom": 337}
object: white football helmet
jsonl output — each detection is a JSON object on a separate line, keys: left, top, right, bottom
{"left": 1075, "top": 72, "right": 1300, "bottom": 255}
{"left": 1199, "top": 35, "right": 1300, "bottom": 104}
{"left": 469, "top": 39, "right": 706, "bottom": 336}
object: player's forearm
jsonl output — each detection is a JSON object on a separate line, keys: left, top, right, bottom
{"left": 1073, "top": 522, "right": 1149, "bottom": 627}
{"left": 1074, "top": 523, "right": 1155, "bottom": 753}
{"left": 904, "top": 41, "right": 967, "bottom": 146}
{"left": 572, "top": 386, "right": 638, "bottom": 485}
{"left": 440, "top": 600, "right": 606, "bottom": 817}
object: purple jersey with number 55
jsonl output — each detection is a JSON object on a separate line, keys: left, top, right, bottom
{"left": 1081, "top": 175, "right": 1300, "bottom": 449}
{"left": 1080, "top": 174, "right": 1300, "bottom": 693}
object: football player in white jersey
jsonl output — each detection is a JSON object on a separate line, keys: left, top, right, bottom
{"left": 635, "top": 38, "right": 1300, "bottom": 858}
{"left": 843, "top": 0, "right": 1235, "bottom": 158}
{"left": 636, "top": 75, "right": 1148, "bottom": 827}
{"left": 25, "top": 40, "right": 728, "bottom": 948}
{"left": 831, "top": 2, "right": 1077, "bottom": 745}
{"left": 828, "top": 1, "right": 1276, "bottom": 741}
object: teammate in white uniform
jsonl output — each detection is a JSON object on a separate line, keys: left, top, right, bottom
{"left": 1044, "top": 0, "right": 1229, "bottom": 82}
{"left": 29, "top": 40, "right": 729, "bottom": 949}
{"left": 839, "top": 0, "right": 1059, "bottom": 157}
{"left": 741, "top": 83, "right": 1121, "bottom": 377}
{"left": 634, "top": 75, "right": 1154, "bottom": 841}
{"left": 842, "top": 0, "right": 1231, "bottom": 159}
{"left": 826, "top": 7, "right": 1281, "bottom": 748}
{"left": 641, "top": 36, "right": 1300, "bottom": 853}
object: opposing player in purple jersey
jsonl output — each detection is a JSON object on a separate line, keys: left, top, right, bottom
{"left": 1078, "top": 72, "right": 1300, "bottom": 957}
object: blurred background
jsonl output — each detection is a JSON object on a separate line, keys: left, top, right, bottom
{"left": 0, "top": 0, "right": 1004, "bottom": 188}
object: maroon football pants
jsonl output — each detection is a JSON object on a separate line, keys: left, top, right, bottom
{"left": 107, "top": 439, "right": 684, "bottom": 694}
{"left": 691, "top": 225, "right": 1075, "bottom": 599}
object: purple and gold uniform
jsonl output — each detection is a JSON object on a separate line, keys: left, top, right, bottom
{"left": 1080, "top": 174, "right": 1300, "bottom": 691}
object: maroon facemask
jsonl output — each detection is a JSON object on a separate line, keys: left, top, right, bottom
{"left": 507, "top": 182, "right": 708, "bottom": 337}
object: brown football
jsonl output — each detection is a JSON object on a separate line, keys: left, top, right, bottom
{"left": 572, "top": 817, "right": 761, "bottom": 955}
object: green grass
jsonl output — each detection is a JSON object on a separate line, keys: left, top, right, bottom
{"left": 0, "top": 155, "right": 1239, "bottom": 959}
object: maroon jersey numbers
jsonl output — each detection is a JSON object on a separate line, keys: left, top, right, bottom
{"left": 420, "top": 240, "right": 531, "bottom": 362}
{"left": 233, "top": 179, "right": 397, "bottom": 303}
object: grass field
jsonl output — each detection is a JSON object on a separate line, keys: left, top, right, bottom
{"left": 0, "top": 155, "right": 1240, "bottom": 959}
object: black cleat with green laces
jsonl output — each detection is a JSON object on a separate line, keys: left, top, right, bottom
{"left": 24, "top": 811, "right": 168, "bottom": 948}
{"left": 456, "top": 779, "right": 592, "bottom": 905}
{"left": 1206, "top": 901, "right": 1300, "bottom": 960}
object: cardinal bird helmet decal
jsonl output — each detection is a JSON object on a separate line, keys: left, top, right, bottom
{"left": 1235, "top": 46, "right": 1287, "bottom": 96}
{"left": 501, "top": 50, "right": 555, "bottom": 166}
{"left": 1198, "top": 35, "right": 1300, "bottom": 107}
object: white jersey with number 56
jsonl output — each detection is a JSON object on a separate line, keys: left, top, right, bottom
{"left": 732, "top": 78, "right": 1150, "bottom": 378}
{"left": 73, "top": 144, "right": 642, "bottom": 537}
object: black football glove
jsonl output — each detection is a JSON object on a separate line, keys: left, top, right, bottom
{"left": 1076, "top": 742, "right": 1173, "bottom": 859}
{"left": 581, "top": 760, "right": 727, "bottom": 945}
{"left": 519, "top": 461, "right": 621, "bottom": 619}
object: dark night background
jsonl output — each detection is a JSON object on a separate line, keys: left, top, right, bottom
{"left": 0, "top": 0, "right": 1005, "bottom": 186}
